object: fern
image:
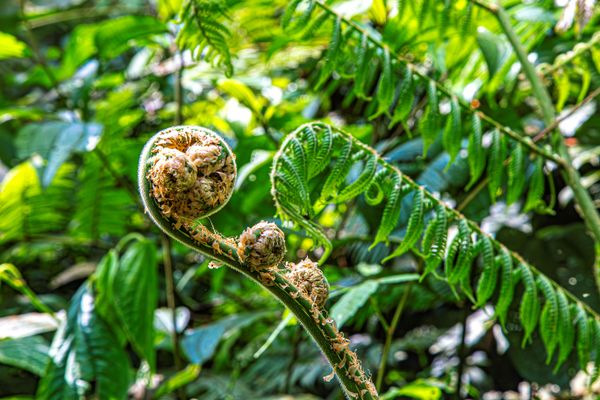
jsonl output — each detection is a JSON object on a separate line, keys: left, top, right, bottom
{"left": 177, "top": 0, "right": 234, "bottom": 77}
{"left": 271, "top": 121, "right": 600, "bottom": 374}
{"left": 284, "top": 1, "right": 564, "bottom": 211}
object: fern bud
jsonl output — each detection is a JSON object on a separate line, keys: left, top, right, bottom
{"left": 285, "top": 259, "right": 329, "bottom": 309}
{"left": 146, "top": 126, "right": 236, "bottom": 222}
{"left": 238, "top": 221, "right": 286, "bottom": 270}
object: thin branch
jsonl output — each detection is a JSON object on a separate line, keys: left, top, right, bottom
{"left": 313, "top": 1, "right": 565, "bottom": 167}
{"left": 375, "top": 284, "right": 411, "bottom": 391}
{"left": 533, "top": 86, "right": 600, "bottom": 143}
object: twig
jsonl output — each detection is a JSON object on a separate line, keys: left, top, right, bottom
{"left": 454, "top": 308, "right": 469, "bottom": 399}
{"left": 533, "top": 86, "right": 600, "bottom": 143}
{"left": 375, "top": 284, "right": 412, "bottom": 391}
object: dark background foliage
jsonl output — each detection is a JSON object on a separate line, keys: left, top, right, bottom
{"left": 0, "top": 0, "right": 599, "bottom": 399}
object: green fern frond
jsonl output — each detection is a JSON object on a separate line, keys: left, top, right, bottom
{"left": 177, "top": 0, "right": 234, "bottom": 76}
{"left": 271, "top": 121, "right": 600, "bottom": 374}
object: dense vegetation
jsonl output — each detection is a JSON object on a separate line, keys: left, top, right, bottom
{"left": 1, "top": 0, "right": 599, "bottom": 398}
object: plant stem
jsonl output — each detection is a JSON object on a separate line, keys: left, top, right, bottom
{"left": 139, "top": 138, "right": 378, "bottom": 399}
{"left": 533, "top": 86, "right": 600, "bottom": 143}
{"left": 490, "top": 1, "right": 600, "bottom": 281}
{"left": 455, "top": 308, "right": 469, "bottom": 399}
{"left": 375, "top": 284, "right": 411, "bottom": 391}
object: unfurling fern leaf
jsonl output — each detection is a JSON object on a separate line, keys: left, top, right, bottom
{"left": 443, "top": 96, "right": 462, "bottom": 165}
{"left": 467, "top": 113, "right": 485, "bottom": 189}
{"left": 487, "top": 129, "right": 507, "bottom": 202}
{"left": 537, "top": 275, "right": 559, "bottom": 364}
{"left": 383, "top": 189, "right": 425, "bottom": 261}
{"left": 369, "top": 48, "right": 394, "bottom": 119}
{"left": 507, "top": 144, "right": 526, "bottom": 205}
{"left": 519, "top": 264, "right": 540, "bottom": 347}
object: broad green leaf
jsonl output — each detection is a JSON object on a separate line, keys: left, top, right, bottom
{"left": 37, "top": 284, "right": 131, "bottom": 400}
{"left": 331, "top": 280, "right": 379, "bottom": 328}
{"left": 0, "top": 32, "right": 29, "bottom": 59}
{"left": 182, "top": 313, "right": 267, "bottom": 365}
{"left": 95, "top": 16, "right": 167, "bottom": 60}
{"left": 218, "top": 79, "right": 265, "bottom": 116}
{"left": 154, "top": 364, "right": 201, "bottom": 397}
{"left": 476, "top": 28, "right": 502, "bottom": 77}
{"left": 16, "top": 121, "right": 103, "bottom": 187}
{"left": 0, "top": 336, "right": 49, "bottom": 376}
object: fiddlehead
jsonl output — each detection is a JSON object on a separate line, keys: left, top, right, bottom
{"left": 139, "top": 126, "right": 378, "bottom": 400}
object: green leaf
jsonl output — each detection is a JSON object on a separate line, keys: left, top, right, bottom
{"left": 476, "top": 28, "right": 502, "bottom": 77}
{"left": 0, "top": 32, "right": 29, "bottom": 60}
{"left": 0, "top": 336, "right": 49, "bottom": 376}
{"left": 475, "top": 237, "right": 497, "bottom": 306}
{"left": 554, "top": 290, "right": 574, "bottom": 371}
{"left": 422, "top": 205, "right": 448, "bottom": 278}
{"left": 419, "top": 81, "right": 440, "bottom": 156}
{"left": 336, "top": 152, "right": 377, "bottom": 202}
{"left": 96, "top": 240, "right": 158, "bottom": 368}
{"left": 372, "top": 172, "right": 405, "bottom": 247}
{"left": 388, "top": 64, "right": 414, "bottom": 128}
{"left": 466, "top": 113, "right": 485, "bottom": 189}
{"left": 384, "top": 189, "right": 424, "bottom": 261}
{"left": 494, "top": 249, "right": 514, "bottom": 328}
{"left": 518, "top": 264, "right": 540, "bottom": 347}
{"left": 95, "top": 16, "right": 167, "bottom": 60}
{"left": 182, "top": 313, "right": 267, "bottom": 364}
{"left": 354, "top": 33, "right": 373, "bottom": 100}
{"left": 369, "top": 48, "right": 394, "bottom": 119}
{"left": 37, "top": 284, "right": 131, "bottom": 400}
{"left": 331, "top": 280, "right": 379, "bottom": 328}
{"left": 443, "top": 96, "right": 462, "bottom": 165}
{"left": 316, "top": 17, "right": 342, "bottom": 89}
{"left": 575, "top": 306, "right": 590, "bottom": 371}
{"left": 524, "top": 157, "right": 545, "bottom": 212}
{"left": 506, "top": 144, "right": 526, "bottom": 205}
{"left": 487, "top": 129, "right": 507, "bottom": 202}
{"left": 154, "top": 364, "right": 201, "bottom": 397}
{"left": 537, "top": 275, "right": 558, "bottom": 363}
{"left": 16, "top": 121, "right": 103, "bottom": 188}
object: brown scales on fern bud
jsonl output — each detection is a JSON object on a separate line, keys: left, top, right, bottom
{"left": 285, "top": 258, "right": 329, "bottom": 309}
{"left": 146, "top": 126, "right": 236, "bottom": 224}
{"left": 238, "top": 221, "right": 286, "bottom": 270}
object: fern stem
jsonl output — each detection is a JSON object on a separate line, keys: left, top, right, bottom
{"left": 485, "top": 1, "right": 600, "bottom": 279}
{"left": 312, "top": 1, "right": 564, "bottom": 167}
{"left": 139, "top": 142, "right": 377, "bottom": 400}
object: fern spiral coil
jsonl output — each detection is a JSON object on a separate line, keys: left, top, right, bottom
{"left": 139, "top": 125, "right": 378, "bottom": 400}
